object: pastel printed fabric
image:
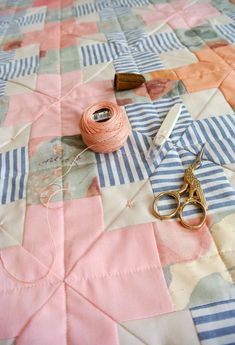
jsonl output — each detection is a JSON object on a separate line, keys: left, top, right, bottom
{"left": 0, "top": 0, "right": 235, "bottom": 344}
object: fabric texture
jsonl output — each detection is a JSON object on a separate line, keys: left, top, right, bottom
{"left": 0, "top": 0, "right": 235, "bottom": 344}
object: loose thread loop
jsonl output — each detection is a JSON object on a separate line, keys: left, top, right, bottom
{"left": 0, "top": 188, "right": 65, "bottom": 284}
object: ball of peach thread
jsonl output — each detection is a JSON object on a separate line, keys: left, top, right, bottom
{"left": 79, "top": 102, "right": 130, "bottom": 153}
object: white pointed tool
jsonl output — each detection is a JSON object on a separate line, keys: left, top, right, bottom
{"left": 146, "top": 103, "right": 182, "bottom": 161}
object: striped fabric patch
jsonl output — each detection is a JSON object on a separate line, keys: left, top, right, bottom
{"left": 178, "top": 114, "right": 235, "bottom": 166}
{"left": 13, "top": 9, "right": 46, "bottom": 27}
{"left": 75, "top": 0, "right": 149, "bottom": 16}
{"left": 215, "top": 24, "right": 235, "bottom": 43}
{"left": 0, "top": 8, "right": 46, "bottom": 36}
{"left": 0, "top": 55, "right": 39, "bottom": 96}
{"left": 0, "top": 56, "right": 39, "bottom": 80}
{"left": 191, "top": 299, "right": 235, "bottom": 345}
{"left": 113, "top": 49, "right": 164, "bottom": 74}
{"left": 0, "top": 55, "right": 39, "bottom": 81}
{"left": 150, "top": 146, "right": 235, "bottom": 217}
{"left": 80, "top": 42, "right": 128, "bottom": 67}
{"left": 124, "top": 28, "right": 147, "bottom": 46}
{"left": 0, "top": 50, "right": 15, "bottom": 64}
{"left": 113, "top": 53, "right": 139, "bottom": 73}
{"left": 74, "top": 1, "right": 110, "bottom": 16}
{"left": 0, "top": 147, "right": 28, "bottom": 205}
{"left": 125, "top": 96, "right": 192, "bottom": 140}
{"left": 95, "top": 131, "right": 152, "bottom": 188}
{"left": 225, "top": 11, "right": 235, "bottom": 22}
{"left": 100, "top": 6, "right": 132, "bottom": 19}
{"left": 0, "top": 79, "right": 6, "bottom": 96}
{"left": 112, "top": 0, "right": 149, "bottom": 6}
{"left": 138, "top": 31, "right": 185, "bottom": 54}
{"left": 131, "top": 50, "right": 164, "bottom": 73}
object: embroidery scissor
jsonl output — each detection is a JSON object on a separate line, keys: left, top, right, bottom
{"left": 152, "top": 145, "right": 207, "bottom": 230}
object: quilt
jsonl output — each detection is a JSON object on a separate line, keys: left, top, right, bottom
{"left": 0, "top": 0, "right": 235, "bottom": 344}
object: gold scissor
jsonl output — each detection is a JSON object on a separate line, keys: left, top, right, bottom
{"left": 152, "top": 146, "right": 207, "bottom": 230}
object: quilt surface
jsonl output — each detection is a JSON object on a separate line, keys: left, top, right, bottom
{"left": 0, "top": 0, "right": 235, "bottom": 344}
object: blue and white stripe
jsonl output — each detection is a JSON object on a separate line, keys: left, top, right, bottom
{"left": 113, "top": 53, "right": 139, "bottom": 73}
{"left": 74, "top": 1, "right": 110, "bottom": 16}
{"left": 99, "top": 6, "right": 131, "bottom": 20}
{"left": 124, "top": 29, "right": 147, "bottom": 46}
{"left": 125, "top": 97, "right": 192, "bottom": 140}
{"left": 0, "top": 79, "right": 6, "bottom": 97}
{"left": 138, "top": 32, "right": 185, "bottom": 54}
{"left": 0, "top": 50, "right": 15, "bottom": 65}
{"left": 215, "top": 24, "right": 235, "bottom": 43}
{"left": 225, "top": 11, "right": 235, "bottom": 22}
{"left": 14, "top": 10, "right": 46, "bottom": 26}
{"left": 132, "top": 50, "right": 164, "bottom": 73}
{"left": 178, "top": 114, "right": 235, "bottom": 166}
{"left": 95, "top": 131, "right": 153, "bottom": 187}
{"left": 0, "top": 55, "right": 39, "bottom": 81}
{"left": 0, "top": 147, "right": 28, "bottom": 205}
{"left": 105, "top": 32, "right": 127, "bottom": 45}
{"left": 112, "top": 0, "right": 150, "bottom": 7}
{"left": 80, "top": 42, "right": 128, "bottom": 67}
{"left": 150, "top": 145, "right": 235, "bottom": 217}
{"left": 191, "top": 299, "right": 235, "bottom": 345}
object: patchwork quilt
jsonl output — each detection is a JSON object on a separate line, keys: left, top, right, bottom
{"left": 0, "top": 0, "right": 235, "bottom": 344}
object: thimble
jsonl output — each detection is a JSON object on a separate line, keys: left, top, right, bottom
{"left": 114, "top": 73, "right": 145, "bottom": 91}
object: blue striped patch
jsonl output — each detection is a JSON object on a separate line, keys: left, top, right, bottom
{"left": 215, "top": 24, "right": 235, "bottom": 43}
{"left": 225, "top": 11, "right": 235, "bottom": 22}
{"left": 80, "top": 42, "right": 128, "bottom": 67}
{"left": 113, "top": 53, "right": 139, "bottom": 73}
{"left": 178, "top": 114, "right": 235, "bottom": 166}
{"left": 112, "top": 0, "right": 149, "bottom": 7}
{"left": 99, "top": 6, "right": 132, "bottom": 20}
{"left": 0, "top": 147, "right": 28, "bottom": 205}
{"left": 138, "top": 31, "right": 185, "bottom": 54}
{"left": 0, "top": 55, "right": 39, "bottom": 95}
{"left": 0, "top": 8, "right": 46, "bottom": 37}
{"left": 125, "top": 96, "right": 192, "bottom": 140}
{"left": 150, "top": 145, "right": 235, "bottom": 218}
{"left": 95, "top": 131, "right": 153, "bottom": 187}
{"left": 131, "top": 50, "right": 164, "bottom": 73}
{"left": 14, "top": 9, "right": 46, "bottom": 27}
{"left": 191, "top": 299, "right": 235, "bottom": 344}
{"left": 0, "top": 50, "right": 15, "bottom": 64}
{"left": 74, "top": 1, "right": 110, "bottom": 16}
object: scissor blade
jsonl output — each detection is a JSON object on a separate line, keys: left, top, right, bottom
{"left": 154, "top": 103, "right": 182, "bottom": 147}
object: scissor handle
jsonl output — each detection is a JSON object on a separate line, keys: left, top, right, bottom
{"left": 178, "top": 199, "right": 207, "bottom": 230}
{"left": 153, "top": 191, "right": 181, "bottom": 219}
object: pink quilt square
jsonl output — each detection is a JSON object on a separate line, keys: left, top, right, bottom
{"left": 153, "top": 219, "right": 213, "bottom": 267}
{"left": 67, "top": 223, "right": 173, "bottom": 321}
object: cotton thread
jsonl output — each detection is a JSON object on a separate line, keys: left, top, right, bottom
{"left": 79, "top": 102, "right": 130, "bottom": 153}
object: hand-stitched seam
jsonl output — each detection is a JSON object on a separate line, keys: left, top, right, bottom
{"left": 68, "top": 264, "right": 160, "bottom": 282}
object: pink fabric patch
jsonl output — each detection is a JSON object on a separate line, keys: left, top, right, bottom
{"left": 22, "top": 23, "right": 60, "bottom": 50}
{"left": 16, "top": 285, "right": 66, "bottom": 345}
{"left": 33, "top": 0, "right": 73, "bottom": 8}
{"left": 64, "top": 197, "right": 104, "bottom": 275}
{"left": 67, "top": 223, "right": 173, "bottom": 321}
{"left": 5, "top": 76, "right": 115, "bottom": 139}
{"left": 4, "top": 92, "right": 57, "bottom": 140}
{"left": 36, "top": 74, "right": 61, "bottom": 99}
{"left": 61, "top": 19, "right": 98, "bottom": 38}
{"left": 0, "top": 276, "right": 60, "bottom": 339}
{"left": 0, "top": 197, "right": 172, "bottom": 339}
{"left": 153, "top": 219, "right": 213, "bottom": 266}
{"left": 66, "top": 285, "right": 118, "bottom": 345}
{"left": 153, "top": 1, "right": 220, "bottom": 29}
